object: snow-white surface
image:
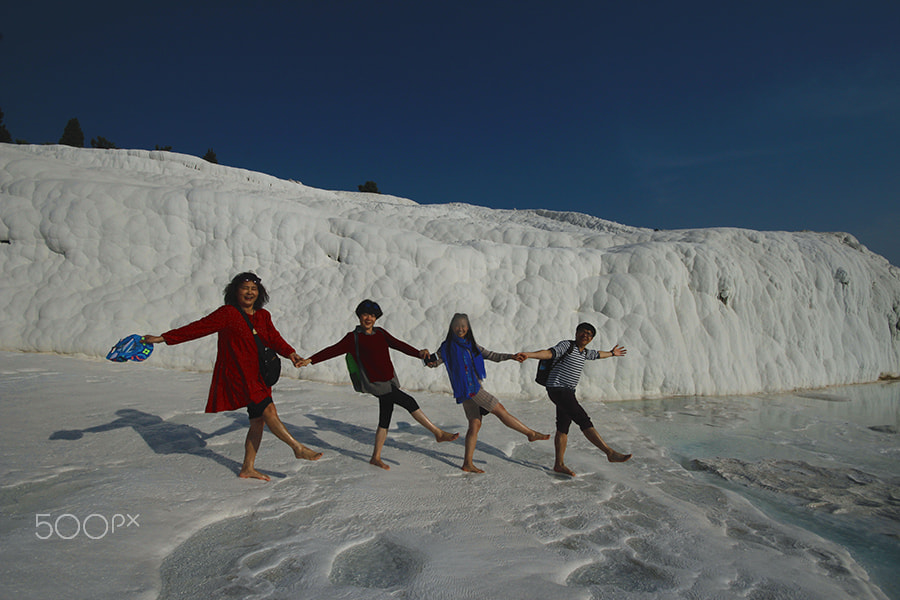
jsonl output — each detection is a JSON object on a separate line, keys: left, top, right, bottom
{"left": 1, "top": 144, "right": 898, "bottom": 400}
{"left": 1, "top": 351, "right": 896, "bottom": 600}
{"left": 1, "top": 147, "right": 897, "bottom": 597}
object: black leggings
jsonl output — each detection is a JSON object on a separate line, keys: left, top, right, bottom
{"left": 546, "top": 387, "right": 594, "bottom": 434}
{"left": 376, "top": 387, "right": 421, "bottom": 429}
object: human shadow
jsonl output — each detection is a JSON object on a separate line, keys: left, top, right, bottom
{"left": 276, "top": 414, "right": 371, "bottom": 465}
{"left": 49, "top": 408, "right": 285, "bottom": 479}
{"left": 304, "top": 413, "right": 463, "bottom": 469}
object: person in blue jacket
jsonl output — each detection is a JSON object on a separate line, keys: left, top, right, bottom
{"left": 429, "top": 313, "right": 549, "bottom": 473}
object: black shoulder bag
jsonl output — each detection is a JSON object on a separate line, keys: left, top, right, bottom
{"left": 238, "top": 310, "right": 281, "bottom": 387}
{"left": 535, "top": 341, "right": 575, "bottom": 386}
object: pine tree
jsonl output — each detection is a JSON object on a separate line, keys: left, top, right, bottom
{"left": 203, "top": 148, "right": 218, "bottom": 164}
{"left": 0, "top": 108, "right": 11, "bottom": 143}
{"left": 358, "top": 181, "right": 380, "bottom": 194}
{"left": 91, "top": 136, "right": 118, "bottom": 149}
{"left": 59, "top": 118, "right": 85, "bottom": 147}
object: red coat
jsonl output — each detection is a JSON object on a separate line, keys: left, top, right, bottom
{"left": 162, "top": 305, "right": 296, "bottom": 413}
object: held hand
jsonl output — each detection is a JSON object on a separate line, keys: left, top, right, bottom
{"left": 610, "top": 344, "right": 627, "bottom": 357}
{"left": 298, "top": 358, "right": 312, "bottom": 368}
{"left": 289, "top": 353, "right": 305, "bottom": 368}
{"left": 418, "top": 349, "right": 431, "bottom": 360}
{"left": 513, "top": 352, "right": 528, "bottom": 363}
{"left": 142, "top": 335, "right": 164, "bottom": 345}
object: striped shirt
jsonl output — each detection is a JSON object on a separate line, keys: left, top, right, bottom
{"left": 545, "top": 340, "right": 601, "bottom": 390}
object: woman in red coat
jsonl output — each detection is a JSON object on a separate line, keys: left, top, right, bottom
{"left": 143, "top": 272, "right": 322, "bottom": 480}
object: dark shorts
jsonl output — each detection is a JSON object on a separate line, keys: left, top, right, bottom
{"left": 247, "top": 397, "right": 273, "bottom": 419}
{"left": 546, "top": 387, "right": 593, "bottom": 434}
{"left": 375, "top": 387, "right": 420, "bottom": 429}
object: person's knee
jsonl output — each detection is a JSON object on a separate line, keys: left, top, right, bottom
{"left": 400, "top": 396, "right": 420, "bottom": 414}
{"left": 467, "top": 418, "right": 482, "bottom": 433}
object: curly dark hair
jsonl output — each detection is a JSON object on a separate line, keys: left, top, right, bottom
{"left": 223, "top": 272, "right": 269, "bottom": 310}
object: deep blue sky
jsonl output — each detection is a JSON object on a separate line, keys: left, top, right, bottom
{"left": 3, "top": 1, "right": 899, "bottom": 265}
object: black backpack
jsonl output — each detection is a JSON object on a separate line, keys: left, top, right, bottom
{"left": 535, "top": 341, "right": 575, "bottom": 386}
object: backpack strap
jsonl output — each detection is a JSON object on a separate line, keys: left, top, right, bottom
{"left": 554, "top": 340, "right": 576, "bottom": 366}
{"left": 237, "top": 308, "right": 265, "bottom": 350}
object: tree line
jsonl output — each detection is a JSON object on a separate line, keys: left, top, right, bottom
{"left": 0, "top": 110, "right": 218, "bottom": 163}
{"left": 0, "top": 109, "right": 381, "bottom": 191}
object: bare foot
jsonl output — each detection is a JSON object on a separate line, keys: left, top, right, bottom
{"left": 239, "top": 469, "right": 271, "bottom": 482}
{"left": 436, "top": 431, "right": 460, "bottom": 443}
{"left": 528, "top": 431, "right": 550, "bottom": 442}
{"left": 461, "top": 463, "right": 485, "bottom": 473}
{"left": 294, "top": 445, "right": 323, "bottom": 461}
{"left": 369, "top": 457, "right": 391, "bottom": 470}
{"left": 553, "top": 464, "right": 576, "bottom": 477}
{"left": 607, "top": 451, "right": 632, "bottom": 463}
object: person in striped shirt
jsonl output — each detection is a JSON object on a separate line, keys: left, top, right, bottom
{"left": 518, "top": 322, "right": 631, "bottom": 476}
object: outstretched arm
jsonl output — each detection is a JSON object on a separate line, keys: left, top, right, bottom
{"left": 477, "top": 346, "right": 517, "bottom": 363}
{"left": 516, "top": 349, "right": 553, "bottom": 361}
{"left": 142, "top": 335, "right": 165, "bottom": 344}
{"left": 381, "top": 329, "right": 430, "bottom": 360}
{"left": 603, "top": 344, "right": 626, "bottom": 358}
{"left": 302, "top": 333, "right": 354, "bottom": 367}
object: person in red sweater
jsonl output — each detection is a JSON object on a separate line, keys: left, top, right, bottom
{"left": 143, "top": 272, "right": 322, "bottom": 481}
{"left": 302, "top": 299, "right": 459, "bottom": 470}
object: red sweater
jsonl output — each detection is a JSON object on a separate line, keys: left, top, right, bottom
{"left": 162, "top": 305, "right": 296, "bottom": 413}
{"left": 309, "top": 327, "right": 420, "bottom": 383}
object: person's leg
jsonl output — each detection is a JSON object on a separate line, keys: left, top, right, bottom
{"left": 261, "top": 402, "right": 323, "bottom": 461}
{"left": 490, "top": 403, "right": 550, "bottom": 442}
{"left": 547, "top": 388, "right": 576, "bottom": 475}
{"left": 553, "top": 431, "right": 574, "bottom": 476}
{"left": 459, "top": 399, "right": 486, "bottom": 472}
{"left": 462, "top": 416, "right": 484, "bottom": 473}
{"left": 240, "top": 416, "right": 270, "bottom": 481}
{"left": 582, "top": 426, "right": 632, "bottom": 462}
{"left": 371, "top": 426, "right": 390, "bottom": 470}
{"left": 371, "top": 396, "right": 395, "bottom": 470}
{"left": 409, "top": 409, "right": 460, "bottom": 442}
{"left": 549, "top": 388, "right": 631, "bottom": 469}
{"left": 470, "top": 388, "right": 547, "bottom": 442}
{"left": 390, "top": 387, "right": 458, "bottom": 442}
